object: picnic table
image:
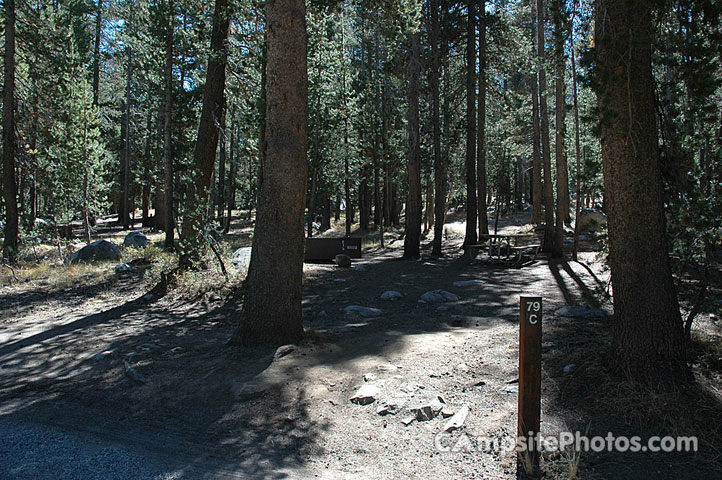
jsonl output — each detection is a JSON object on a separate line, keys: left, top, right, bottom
{"left": 464, "top": 234, "right": 542, "bottom": 266}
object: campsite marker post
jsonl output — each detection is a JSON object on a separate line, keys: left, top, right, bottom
{"left": 518, "top": 296, "right": 542, "bottom": 476}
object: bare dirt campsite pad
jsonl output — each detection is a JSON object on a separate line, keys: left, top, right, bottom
{"left": 1, "top": 240, "right": 722, "bottom": 479}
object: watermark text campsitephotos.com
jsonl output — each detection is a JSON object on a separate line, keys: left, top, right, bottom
{"left": 434, "top": 431, "right": 698, "bottom": 454}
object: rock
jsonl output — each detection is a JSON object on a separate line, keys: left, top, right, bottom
{"left": 274, "top": 345, "right": 295, "bottom": 360}
{"left": 376, "top": 398, "right": 405, "bottom": 416}
{"left": 363, "top": 373, "right": 377, "bottom": 382}
{"left": 456, "top": 363, "right": 470, "bottom": 373}
{"left": 335, "top": 254, "right": 352, "bottom": 268}
{"left": 443, "top": 405, "right": 469, "bottom": 432}
{"left": 115, "top": 263, "right": 133, "bottom": 273}
{"left": 350, "top": 384, "right": 380, "bottom": 405}
{"left": 232, "top": 247, "right": 252, "bottom": 271}
{"left": 137, "top": 343, "right": 160, "bottom": 351}
{"left": 401, "top": 416, "right": 416, "bottom": 426}
{"left": 380, "top": 290, "right": 404, "bottom": 301}
{"left": 123, "top": 231, "right": 149, "bottom": 248}
{"left": 377, "top": 363, "right": 399, "bottom": 372}
{"left": 563, "top": 364, "right": 576, "bottom": 374}
{"left": 453, "top": 279, "right": 485, "bottom": 287}
{"left": 555, "top": 305, "right": 609, "bottom": 319}
{"left": 236, "top": 380, "right": 270, "bottom": 401}
{"left": 420, "top": 290, "right": 459, "bottom": 303}
{"left": 92, "top": 350, "right": 113, "bottom": 361}
{"left": 441, "top": 408, "right": 454, "bottom": 418}
{"left": 68, "top": 240, "right": 121, "bottom": 264}
{"left": 411, "top": 396, "right": 445, "bottom": 421}
{"left": 436, "top": 306, "right": 450, "bottom": 312}
{"left": 334, "top": 278, "right": 347, "bottom": 283}
{"left": 123, "top": 360, "right": 148, "bottom": 384}
{"left": 343, "top": 305, "right": 382, "bottom": 318}
{"left": 502, "top": 385, "right": 519, "bottom": 394}
{"left": 576, "top": 208, "right": 607, "bottom": 232}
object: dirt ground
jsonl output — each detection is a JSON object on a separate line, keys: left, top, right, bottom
{"left": 1, "top": 217, "right": 721, "bottom": 479}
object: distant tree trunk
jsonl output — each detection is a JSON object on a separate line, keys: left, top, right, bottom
{"left": 224, "top": 117, "right": 236, "bottom": 233}
{"left": 230, "top": 0, "right": 308, "bottom": 346}
{"left": 463, "top": 0, "right": 477, "bottom": 246}
{"left": 92, "top": 0, "right": 103, "bottom": 107}
{"left": 162, "top": 0, "right": 175, "bottom": 249}
{"left": 529, "top": 1, "right": 542, "bottom": 225}
{"left": 3, "top": 0, "right": 18, "bottom": 261}
{"left": 403, "top": 35, "right": 422, "bottom": 259}
{"left": 179, "top": 0, "right": 231, "bottom": 267}
{"left": 571, "top": 28, "right": 583, "bottom": 261}
{"left": 431, "top": 0, "right": 446, "bottom": 256}
{"left": 536, "top": 0, "right": 555, "bottom": 252}
{"left": 307, "top": 168, "right": 317, "bottom": 238}
{"left": 373, "top": 139, "right": 381, "bottom": 226}
{"left": 321, "top": 192, "right": 331, "bottom": 231}
{"left": 121, "top": 25, "right": 132, "bottom": 230}
{"left": 551, "top": 0, "right": 567, "bottom": 258}
{"left": 477, "top": 1, "right": 489, "bottom": 237}
{"left": 595, "top": 0, "right": 687, "bottom": 382}
{"left": 217, "top": 111, "right": 227, "bottom": 223}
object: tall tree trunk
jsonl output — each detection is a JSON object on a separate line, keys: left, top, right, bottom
{"left": 571, "top": 25, "right": 583, "bottom": 261}
{"left": 463, "top": 0, "right": 477, "bottom": 246}
{"left": 179, "top": 0, "right": 232, "bottom": 267}
{"left": 224, "top": 116, "right": 236, "bottom": 233}
{"left": 92, "top": 0, "right": 103, "bottom": 107}
{"left": 536, "top": 0, "right": 555, "bottom": 252}
{"left": 121, "top": 19, "right": 132, "bottom": 230}
{"left": 529, "top": 0, "right": 542, "bottom": 225}
{"left": 403, "top": 34, "right": 422, "bottom": 259}
{"left": 162, "top": 0, "right": 175, "bottom": 249}
{"left": 3, "top": 0, "right": 18, "bottom": 260}
{"left": 477, "top": 0, "right": 489, "bottom": 237}
{"left": 551, "top": 0, "right": 567, "bottom": 258}
{"left": 230, "top": 0, "right": 308, "bottom": 346}
{"left": 217, "top": 111, "right": 227, "bottom": 222}
{"left": 431, "top": 0, "right": 446, "bottom": 256}
{"left": 307, "top": 168, "right": 317, "bottom": 238}
{"left": 595, "top": 0, "right": 687, "bottom": 381}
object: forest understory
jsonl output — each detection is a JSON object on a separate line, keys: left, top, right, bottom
{"left": 1, "top": 212, "right": 721, "bottom": 480}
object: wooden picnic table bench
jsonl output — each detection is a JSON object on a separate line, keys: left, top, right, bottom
{"left": 464, "top": 234, "right": 542, "bottom": 266}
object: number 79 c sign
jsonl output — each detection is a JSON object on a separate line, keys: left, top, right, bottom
{"left": 518, "top": 296, "right": 542, "bottom": 476}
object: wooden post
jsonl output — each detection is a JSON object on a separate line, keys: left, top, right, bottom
{"left": 518, "top": 296, "right": 542, "bottom": 477}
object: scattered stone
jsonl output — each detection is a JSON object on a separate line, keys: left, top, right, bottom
{"left": 274, "top": 345, "right": 295, "bottom": 360}
{"left": 92, "top": 350, "right": 113, "bottom": 361}
{"left": 441, "top": 408, "right": 454, "bottom": 418}
{"left": 363, "top": 373, "right": 377, "bottom": 382}
{"left": 376, "top": 398, "right": 405, "bottom": 416}
{"left": 502, "top": 385, "right": 519, "bottom": 394}
{"left": 420, "top": 290, "right": 459, "bottom": 303}
{"left": 344, "top": 305, "right": 382, "bottom": 318}
{"left": 236, "top": 380, "right": 270, "bottom": 401}
{"left": 411, "top": 396, "right": 445, "bottom": 421}
{"left": 576, "top": 208, "right": 607, "bottom": 232}
{"left": 555, "top": 306, "right": 609, "bottom": 319}
{"left": 350, "top": 384, "right": 380, "bottom": 405}
{"left": 335, "top": 254, "right": 352, "bottom": 268}
{"left": 123, "top": 360, "right": 148, "bottom": 384}
{"left": 453, "top": 279, "right": 485, "bottom": 287}
{"left": 443, "top": 405, "right": 469, "bottom": 432}
{"left": 169, "top": 347, "right": 185, "bottom": 353}
{"left": 505, "top": 376, "right": 519, "bottom": 384}
{"left": 231, "top": 247, "right": 252, "bottom": 271}
{"left": 137, "top": 343, "right": 160, "bottom": 352}
{"left": 380, "top": 290, "right": 404, "bottom": 301}
{"left": 377, "top": 363, "right": 399, "bottom": 372}
{"left": 123, "top": 231, "right": 149, "bottom": 248}
{"left": 68, "top": 240, "right": 121, "bottom": 264}
{"left": 563, "top": 364, "right": 576, "bottom": 374}
{"left": 401, "top": 416, "right": 416, "bottom": 426}
{"left": 115, "top": 263, "right": 133, "bottom": 273}
{"left": 428, "top": 371, "right": 441, "bottom": 378}
{"left": 456, "top": 363, "right": 470, "bottom": 373}
{"left": 334, "top": 278, "right": 347, "bottom": 283}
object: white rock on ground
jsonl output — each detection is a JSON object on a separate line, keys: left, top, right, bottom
{"left": 350, "top": 384, "right": 380, "bottom": 405}
{"left": 443, "top": 404, "right": 469, "bottom": 432}
{"left": 343, "top": 305, "right": 382, "bottom": 317}
{"left": 380, "top": 290, "right": 403, "bottom": 301}
{"left": 420, "top": 290, "right": 459, "bottom": 303}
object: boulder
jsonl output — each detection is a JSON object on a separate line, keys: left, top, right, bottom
{"left": 350, "top": 384, "right": 380, "bottom": 405}
{"left": 576, "top": 209, "right": 607, "bottom": 232}
{"left": 123, "top": 231, "right": 149, "bottom": 248}
{"left": 411, "top": 396, "right": 445, "bottom": 421}
{"left": 335, "top": 254, "right": 352, "bottom": 268}
{"left": 443, "top": 405, "right": 469, "bottom": 432}
{"left": 343, "top": 305, "right": 382, "bottom": 318}
{"left": 420, "top": 290, "right": 459, "bottom": 303}
{"left": 68, "top": 240, "right": 121, "bottom": 264}
{"left": 380, "top": 290, "right": 404, "bottom": 301}
{"left": 453, "top": 279, "right": 485, "bottom": 287}
{"left": 232, "top": 247, "right": 252, "bottom": 271}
